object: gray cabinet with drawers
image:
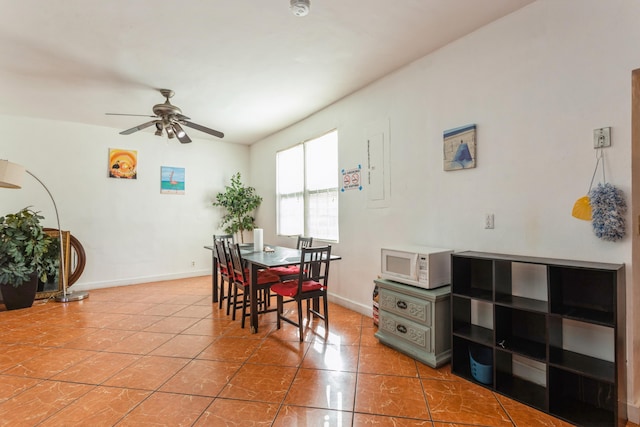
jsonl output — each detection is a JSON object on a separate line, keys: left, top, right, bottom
{"left": 374, "top": 278, "right": 451, "bottom": 368}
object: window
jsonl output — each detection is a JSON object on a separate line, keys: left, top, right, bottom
{"left": 276, "top": 130, "right": 339, "bottom": 241}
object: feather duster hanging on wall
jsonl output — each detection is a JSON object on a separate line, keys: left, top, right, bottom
{"left": 588, "top": 182, "right": 626, "bottom": 242}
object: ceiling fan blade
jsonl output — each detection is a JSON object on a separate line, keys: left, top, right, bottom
{"left": 181, "top": 120, "right": 224, "bottom": 139}
{"left": 175, "top": 113, "right": 192, "bottom": 121}
{"left": 106, "top": 113, "right": 158, "bottom": 118}
{"left": 120, "top": 120, "right": 157, "bottom": 135}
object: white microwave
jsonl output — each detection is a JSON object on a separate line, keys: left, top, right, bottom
{"left": 381, "top": 245, "right": 453, "bottom": 289}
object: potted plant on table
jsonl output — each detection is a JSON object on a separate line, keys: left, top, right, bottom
{"left": 212, "top": 172, "right": 263, "bottom": 243}
{"left": 0, "top": 207, "right": 59, "bottom": 310}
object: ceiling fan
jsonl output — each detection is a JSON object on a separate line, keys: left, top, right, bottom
{"left": 106, "top": 89, "right": 224, "bottom": 143}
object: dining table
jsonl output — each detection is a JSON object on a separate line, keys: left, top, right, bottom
{"left": 204, "top": 243, "right": 340, "bottom": 333}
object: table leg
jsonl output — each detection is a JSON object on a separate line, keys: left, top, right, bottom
{"left": 250, "top": 263, "right": 259, "bottom": 333}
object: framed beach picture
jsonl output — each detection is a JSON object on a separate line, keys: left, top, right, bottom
{"left": 443, "top": 124, "right": 476, "bottom": 171}
{"left": 108, "top": 148, "right": 138, "bottom": 179}
{"left": 161, "top": 166, "right": 185, "bottom": 194}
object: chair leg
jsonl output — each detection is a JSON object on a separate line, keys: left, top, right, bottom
{"left": 231, "top": 285, "right": 238, "bottom": 321}
{"left": 297, "top": 299, "right": 304, "bottom": 342}
{"left": 266, "top": 288, "right": 272, "bottom": 308}
{"left": 276, "top": 295, "right": 283, "bottom": 329}
{"left": 241, "top": 290, "right": 248, "bottom": 329}
{"left": 218, "top": 276, "right": 225, "bottom": 309}
{"left": 226, "top": 281, "right": 234, "bottom": 315}
{"left": 323, "top": 295, "right": 328, "bottom": 330}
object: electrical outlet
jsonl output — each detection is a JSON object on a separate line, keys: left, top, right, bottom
{"left": 485, "top": 214, "right": 495, "bottom": 229}
{"left": 593, "top": 127, "right": 611, "bottom": 148}
{"left": 191, "top": 261, "right": 195, "bottom": 267}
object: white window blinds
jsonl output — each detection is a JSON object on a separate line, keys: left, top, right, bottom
{"left": 276, "top": 130, "right": 339, "bottom": 241}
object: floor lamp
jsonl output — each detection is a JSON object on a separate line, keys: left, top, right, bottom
{"left": 0, "top": 160, "right": 88, "bottom": 302}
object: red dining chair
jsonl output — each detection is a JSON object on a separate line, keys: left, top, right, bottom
{"left": 268, "top": 236, "right": 313, "bottom": 280}
{"left": 228, "top": 243, "right": 280, "bottom": 328}
{"left": 213, "top": 234, "right": 234, "bottom": 313}
{"left": 271, "top": 245, "right": 331, "bottom": 341}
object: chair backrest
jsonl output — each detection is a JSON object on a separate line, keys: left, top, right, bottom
{"left": 297, "top": 245, "right": 331, "bottom": 289}
{"left": 213, "top": 234, "right": 235, "bottom": 245}
{"left": 229, "top": 243, "right": 246, "bottom": 284}
{"left": 297, "top": 236, "right": 313, "bottom": 249}
{"left": 214, "top": 239, "right": 231, "bottom": 275}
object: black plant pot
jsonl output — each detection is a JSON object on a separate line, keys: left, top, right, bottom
{"left": 0, "top": 273, "right": 39, "bottom": 310}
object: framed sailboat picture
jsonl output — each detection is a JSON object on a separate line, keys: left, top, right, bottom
{"left": 160, "top": 166, "right": 185, "bottom": 195}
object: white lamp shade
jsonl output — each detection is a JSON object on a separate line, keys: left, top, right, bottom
{"left": 0, "top": 160, "right": 25, "bottom": 189}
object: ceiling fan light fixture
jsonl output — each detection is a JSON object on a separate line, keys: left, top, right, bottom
{"left": 172, "top": 123, "right": 186, "bottom": 138}
{"left": 154, "top": 122, "right": 163, "bottom": 136}
{"left": 290, "top": 0, "right": 310, "bottom": 17}
{"left": 165, "top": 125, "right": 175, "bottom": 139}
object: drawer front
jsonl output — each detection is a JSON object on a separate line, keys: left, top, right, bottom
{"left": 379, "top": 288, "right": 432, "bottom": 326}
{"left": 379, "top": 311, "right": 432, "bottom": 352}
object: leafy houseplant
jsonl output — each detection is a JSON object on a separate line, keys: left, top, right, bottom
{"left": 0, "top": 207, "right": 58, "bottom": 289}
{"left": 212, "top": 173, "right": 263, "bottom": 243}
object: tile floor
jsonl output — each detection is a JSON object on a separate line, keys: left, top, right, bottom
{"left": 0, "top": 275, "right": 637, "bottom": 426}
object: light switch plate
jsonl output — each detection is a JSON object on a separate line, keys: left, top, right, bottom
{"left": 594, "top": 127, "right": 611, "bottom": 148}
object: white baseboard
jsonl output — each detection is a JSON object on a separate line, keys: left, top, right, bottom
{"left": 69, "top": 270, "right": 211, "bottom": 292}
{"left": 328, "top": 292, "right": 372, "bottom": 318}
{"left": 628, "top": 401, "right": 639, "bottom": 424}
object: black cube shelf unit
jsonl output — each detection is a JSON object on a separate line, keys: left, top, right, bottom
{"left": 450, "top": 251, "right": 626, "bottom": 427}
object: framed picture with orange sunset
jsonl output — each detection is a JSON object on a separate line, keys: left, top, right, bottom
{"left": 108, "top": 148, "right": 137, "bottom": 179}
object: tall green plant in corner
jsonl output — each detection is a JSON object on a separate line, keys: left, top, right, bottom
{"left": 0, "top": 207, "right": 58, "bottom": 287}
{"left": 212, "top": 173, "right": 263, "bottom": 243}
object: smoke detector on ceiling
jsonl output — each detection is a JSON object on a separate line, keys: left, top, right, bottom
{"left": 290, "top": 0, "right": 310, "bottom": 17}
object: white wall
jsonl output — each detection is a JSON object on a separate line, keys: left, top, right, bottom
{"left": 0, "top": 114, "right": 248, "bottom": 288}
{"left": 0, "top": 0, "right": 638, "bottom": 420}
{"left": 249, "top": 0, "right": 640, "bottom": 420}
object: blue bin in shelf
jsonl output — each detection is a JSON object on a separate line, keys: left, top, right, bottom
{"left": 469, "top": 346, "right": 493, "bottom": 385}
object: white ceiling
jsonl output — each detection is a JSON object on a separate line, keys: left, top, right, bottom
{"left": 0, "top": 0, "right": 534, "bottom": 145}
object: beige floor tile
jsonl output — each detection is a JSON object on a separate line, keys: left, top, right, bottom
{"left": 355, "top": 373, "right": 430, "bottom": 419}
{"left": 0, "top": 380, "right": 93, "bottom": 425}
{"left": 284, "top": 368, "right": 356, "bottom": 410}
{"left": 102, "top": 355, "right": 189, "bottom": 390}
{"left": 38, "top": 386, "right": 150, "bottom": 427}
{"left": 301, "top": 342, "right": 360, "bottom": 372}
{"left": 196, "top": 336, "right": 262, "bottom": 363}
{"left": 148, "top": 334, "right": 214, "bottom": 358}
{"left": 218, "top": 363, "right": 297, "bottom": 403}
{"left": 159, "top": 359, "right": 241, "bottom": 396}
{"left": 273, "top": 405, "right": 354, "bottom": 426}
{"left": 423, "top": 378, "right": 512, "bottom": 426}
{"left": 194, "top": 398, "right": 279, "bottom": 426}
{"left": 116, "top": 391, "right": 212, "bottom": 426}
{"left": 358, "top": 343, "right": 420, "bottom": 377}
